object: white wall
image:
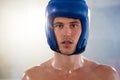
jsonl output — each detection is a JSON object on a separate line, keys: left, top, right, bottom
{"left": 0, "top": 0, "right": 53, "bottom": 79}
{"left": 0, "top": 0, "right": 120, "bottom": 79}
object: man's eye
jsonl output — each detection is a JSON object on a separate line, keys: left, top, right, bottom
{"left": 54, "top": 24, "right": 63, "bottom": 28}
{"left": 70, "top": 24, "right": 78, "bottom": 28}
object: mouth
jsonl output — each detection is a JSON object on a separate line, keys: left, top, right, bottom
{"left": 61, "top": 40, "right": 73, "bottom": 46}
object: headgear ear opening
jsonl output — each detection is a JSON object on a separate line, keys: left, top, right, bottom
{"left": 45, "top": 0, "right": 90, "bottom": 55}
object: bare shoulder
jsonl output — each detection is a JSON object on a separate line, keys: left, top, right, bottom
{"left": 96, "top": 64, "right": 119, "bottom": 79}
{"left": 89, "top": 60, "right": 120, "bottom": 80}
{"left": 21, "top": 59, "right": 52, "bottom": 80}
{"left": 85, "top": 58, "right": 119, "bottom": 80}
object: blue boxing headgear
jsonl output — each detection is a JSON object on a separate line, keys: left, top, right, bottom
{"left": 45, "top": 0, "right": 90, "bottom": 55}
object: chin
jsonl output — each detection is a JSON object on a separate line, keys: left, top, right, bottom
{"left": 59, "top": 46, "right": 76, "bottom": 55}
{"left": 60, "top": 50, "right": 74, "bottom": 55}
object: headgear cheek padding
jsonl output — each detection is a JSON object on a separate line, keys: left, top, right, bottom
{"left": 45, "top": 0, "right": 90, "bottom": 55}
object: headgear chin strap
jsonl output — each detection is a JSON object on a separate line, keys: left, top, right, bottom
{"left": 45, "top": 0, "right": 90, "bottom": 55}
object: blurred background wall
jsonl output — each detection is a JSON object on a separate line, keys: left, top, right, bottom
{"left": 0, "top": 0, "right": 120, "bottom": 80}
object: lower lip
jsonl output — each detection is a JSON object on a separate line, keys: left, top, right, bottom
{"left": 62, "top": 43, "right": 73, "bottom": 47}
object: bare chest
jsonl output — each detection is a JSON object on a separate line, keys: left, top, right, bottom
{"left": 30, "top": 70, "right": 100, "bottom": 80}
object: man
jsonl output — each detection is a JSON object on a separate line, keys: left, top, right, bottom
{"left": 22, "top": 0, "right": 119, "bottom": 80}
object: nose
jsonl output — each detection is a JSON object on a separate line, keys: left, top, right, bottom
{"left": 63, "top": 26, "right": 72, "bottom": 36}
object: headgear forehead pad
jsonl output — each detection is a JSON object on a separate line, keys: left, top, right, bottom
{"left": 45, "top": 0, "right": 90, "bottom": 55}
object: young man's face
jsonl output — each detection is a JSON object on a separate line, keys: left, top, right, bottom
{"left": 53, "top": 17, "right": 82, "bottom": 55}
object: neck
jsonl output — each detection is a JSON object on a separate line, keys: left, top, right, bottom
{"left": 51, "top": 52, "right": 84, "bottom": 72}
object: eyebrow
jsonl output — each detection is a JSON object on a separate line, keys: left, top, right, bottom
{"left": 53, "top": 20, "right": 81, "bottom": 25}
{"left": 54, "top": 22, "right": 62, "bottom": 24}
{"left": 70, "top": 21, "right": 81, "bottom": 24}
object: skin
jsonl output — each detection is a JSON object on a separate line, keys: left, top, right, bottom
{"left": 53, "top": 17, "right": 82, "bottom": 55}
{"left": 22, "top": 17, "right": 119, "bottom": 80}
